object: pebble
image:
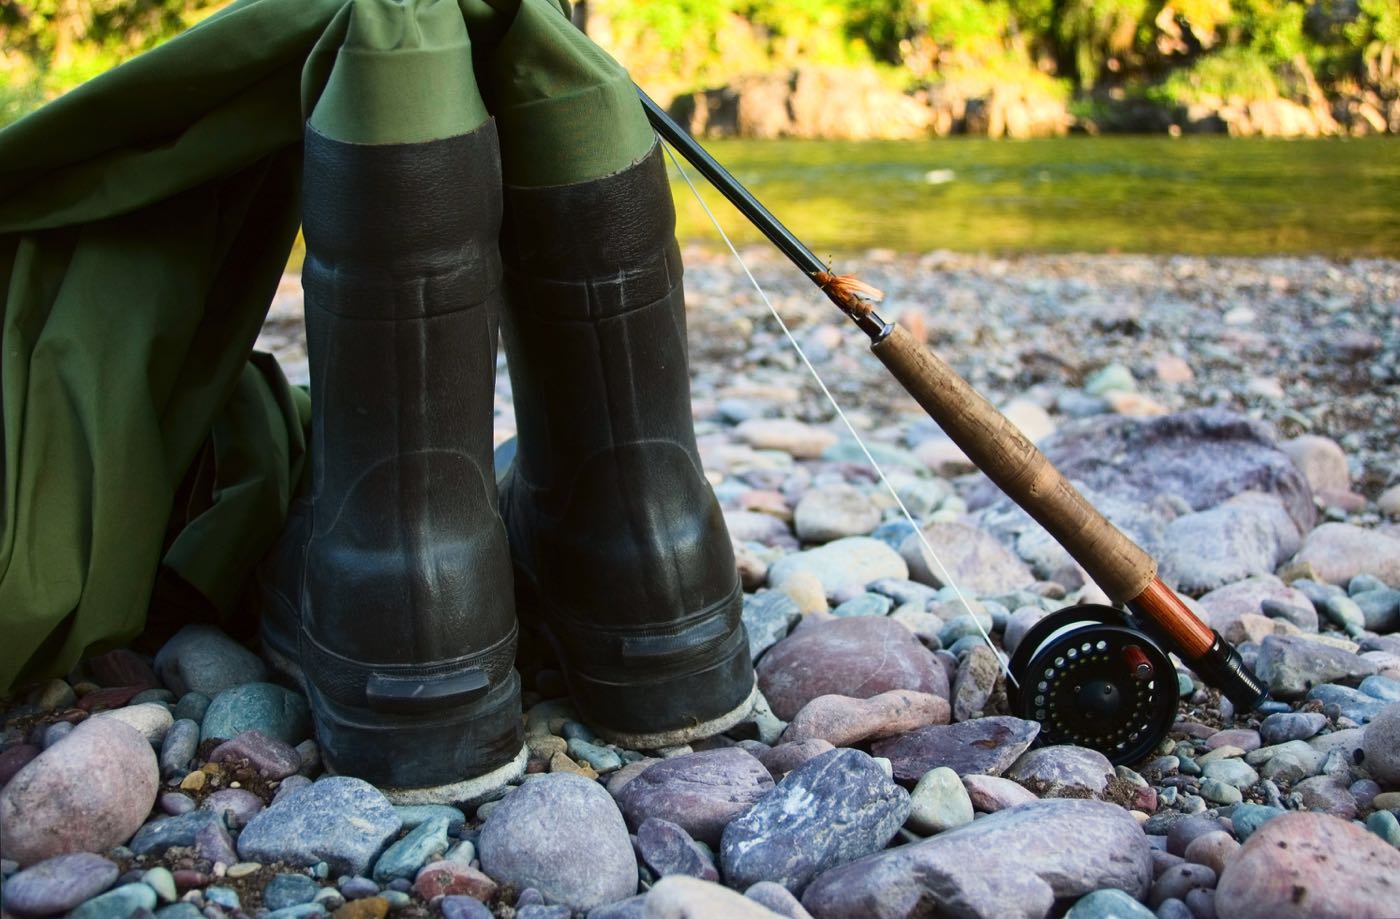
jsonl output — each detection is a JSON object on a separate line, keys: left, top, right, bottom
{"left": 94, "top": 702, "right": 173, "bottom": 745}
{"left": 1005, "top": 745, "right": 1114, "bottom": 798}
{"left": 742, "top": 591, "right": 802, "bottom": 662}
{"left": 766, "top": 536, "right": 908, "bottom": 599}
{"left": 0, "top": 743, "right": 40, "bottom": 785}
{"left": 0, "top": 717, "right": 158, "bottom": 865}
{"left": 872, "top": 716, "right": 1041, "bottom": 782}
{"left": 793, "top": 483, "right": 880, "bottom": 542}
{"left": 1361, "top": 702, "right": 1400, "bottom": 785}
{"left": 568, "top": 737, "right": 623, "bottom": 773}
{"left": 744, "top": 880, "right": 814, "bottom": 919}
{"left": 1199, "top": 758, "right": 1259, "bottom": 789}
{"left": 439, "top": 896, "right": 493, "bottom": 919}
{"left": 200, "top": 682, "right": 310, "bottom": 744}
{"left": 237, "top": 777, "right": 402, "bottom": 876}
{"left": 960, "top": 773, "right": 1039, "bottom": 813}
{"left": 1216, "top": 811, "right": 1400, "bottom": 918}
{"left": 720, "top": 748, "right": 910, "bottom": 894}
{"left": 1294, "top": 523, "right": 1400, "bottom": 585}
{"left": 779, "top": 689, "right": 949, "bottom": 747}
{"left": 757, "top": 615, "right": 948, "bottom": 720}
{"left": 195, "top": 817, "right": 239, "bottom": 866}
{"left": 616, "top": 747, "right": 773, "bottom": 846}
{"left": 143, "top": 866, "right": 177, "bottom": 902}
{"left": 1292, "top": 776, "right": 1357, "bottom": 819}
{"left": 636, "top": 817, "right": 719, "bottom": 882}
{"left": 734, "top": 418, "right": 836, "bottom": 459}
{"left": 1258, "top": 711, "right": 1328, "bottom": 745}
{"left": 265, "top": 874, "right": 321, "bottom": 910}
{"left": 803, "top": 798, "right": 1150, "bottom": 918}
{"left": 1183, "top": 831, "right": 1240, "bottom": 876}
{"left": 371, "top": 814, "right": 449, "bottom": 883}
{"left": 411, "top": 862, "right": 497, "bottom": 902}
{"left": 644, "top": 875, "right": 783, "bottom": 918}
{"left": 830, "top": 592, "right": 893, "bottom": 618}
{"left": 2, "top": 853, "right": 120, "bottom": 915}
{"left": 159, "top": 719, "right": 200, "bottom": 778}
{"left": 1199, "top": 779, "right": 1242, "bottom": 805}
{"left": 1150, "top": 863, "right": 1217, "bottom": 908}
{"left": 907, "top": 767, "right": 974, "bottom": 834}
{"left": 899, "top": 521, "right": 1034, "bottom": 595}
{"left": 1354, "top": 589, "right": 1400, "bottom": 632}
{"left": 1366, "top": 811, "right": 1400, "bottom": 848}
{"left": 154, "top": 625, "right": 271, "bottom": 697}
{"left": 951, "top": 645, "right": 1001, "bottom": 722}
{"left": 209, "top": 729, "right": 302, "bottom": 779}
{"left": 1066, "top": 887, "right": 1155, "bottom": 919}
{"left": 129, "top": 810, "right": 223, "bottom": 857}
{"left": 172, "top": 692, "right": 211, "bottom": 724}
{"left": 66, "top": 882, "right": 157, "bottom": 919}
{"left": 202, "top": 788, "right": 264, "bottom": 829}
{"left": 159, "top": 792, "right": 195, "bottom": 816}
{"left": 1254, "top": 635, "right": 1378, "bottom": 698}
{"left": 755, "top": 739, "right": 835, "bottom": 780}
{"left": 478, "top": 773, "right": 637, "bottom": 911}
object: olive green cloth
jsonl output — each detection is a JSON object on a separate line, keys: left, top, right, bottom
{"left": 0, "top": 0, "right": 653, "bottom": 694}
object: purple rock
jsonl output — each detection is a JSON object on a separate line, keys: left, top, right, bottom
{"left": 2, "top": 852, "right": 120, "bottom": 915}
{"left": 615, "top": 748, "right": 774, "bottom": 846}
{"left": 1291, "top": 776, "right": 1357, "bottom": 820}
{"left": 478, "top": 773, "right": 637, "bottom": 912}
{"left": 86, "top": 649, "right": 159, "bottom": 690}
{"left": 745, "top": 881, "right": 815, "bottom": 919}
{"left": 801, "top": 799, "right": 1151, "bottom": 919}
{"left": 159, "top": 792, "right": 196, "bottom": 816}
{"left": 1004, "top": 745, "right": 1114, "bottom": 798}
{"left": 195, "top": 819, "right": 239, "bottom": 866}
{"left": 340, "top": 876, "right": 380, "bottom": 899}
{"left": 755, "top": 739, "right": 835, "bottom": 781}
{"left": 209, "top": 730, "right": 301, "bottom": 780}
{"left": 0, "top": 744, "right": 40, "bottom": 787}
{"left": 1150, "top": 863, "right": 1218, "bottom": 908}
{"left": 1166, "top": 816, "right": 1228, "bottom": 857}
{"left": 720, "top": 748, "right": 910, "bottom": 895}
{"left": 636, "top": 818, "right": 718, "bottom": 882}
{"left": 757, "top": 616, "right": 949, "bottom": 721}
{"left": 441, "top": 896, "right": 493, "bottom": 919}
{"left": 0, "top": 718, "right": 159, "bottom": 866}
{"left": 871, "top": 716, "right": 1040, "bottom": 783}
{"left": 129, "top": 810, "right": 224, "bottom": 856}
{"left": 202, "top": 788, "right": 265, "bottom": 829}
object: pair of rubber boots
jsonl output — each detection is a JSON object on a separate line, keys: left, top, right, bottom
{"left": 256, "top": 122, "right": 754, "bottom": 802}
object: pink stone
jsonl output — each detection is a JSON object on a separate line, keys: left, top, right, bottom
{"left": 779, "top": 690, "right": 950, "bottom": 747}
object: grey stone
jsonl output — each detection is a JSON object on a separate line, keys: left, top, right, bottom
{"left": 1197, "top": 577, "right": 1316, "bottom": 643}
{"left": 1217, "top": 812, "right": 1400, "bottom": 918}
{"left": 194, "top": 818, "right": 238, "bottom": 866}
{"left": 1254, "top": 635, "right": 1377, "bottom": 699}
{"left": 171, "top": 693, "right": 210, "bottom": 724}
{"left": 907, "top": 767, "right": 974, "bottom": 834}
{"left": 1067, "top": 888, "right": 1155, "bottom": 919}
{"left": 1005, "top": 745, "right": 1114, "bottom": 797}
{"left": 967, "top": 410, "right": 1315, "bottom": 533}
{"left": 1160, "top": 498, "right": 1299, "bottom": 595}
{"left": 93, "top": 703, "right": 173, "bottom": 745}
{"left": 264, "top": 873, "right": 320, "bottom": 911}
{"left": 371, "top": 814, "right": 449, "bottom": 883}
{"left": 617, "top": 747, "right": 771, "bottom": 846}
{"left": 742, "top": 591, "right": 802, "bottom": 662}
{"left": 899, "top": 521, "right": 1035, "bottom": 595}
{"left": 744, "top": 881, "right": 814, "bottom": 919}
{"left": 1362, "top": 703, "right": 1400, "bottom": 785}
{"left": 393, "top": 804, "right": 465, "bottom": 835}
{"left": 200, "top": 682, "right": 310, "bottom": 744}
{"left": 757, "top": 616, "right": 948, "bottom": 721}
{"left": 1306, "top": 683, "right": 1388, "bottom": 723}
{"left": 721, "top": 748, "right": 910, "bottom": 895}
{"left": 872, "top": 716, "right": 1041, "bottom": 782}
{"left": 801, "top": 798, "right": 1151, "bottom": 919}
{"left": 129, "top": 810, "right": 223, "bottom": 857}
{"left": 237, "top": 776, "right": 401, "bottom": 876}
{"left": 569, "top": 738, "right": 623, "bottom": 773}
{"left": 1258, "top": 712, "right": 1328, "bottom": 745}
{"left": 1292, "top": 523, "right": 1400, "bottom": 586}
{"left": 0, "top": 718, "right": 159, "bottom": 867}
{"left": 1230, "top": 803, "right": 1286, "bottom": 841}
{"left": 1353, "top": 590, "right": 1400, "bottom": 632}
{"left": 1362, "top": 675, "right": 1400, "bottom": 702}
{"left": 154, "top": 625, "right": 269, "bottom": 697}
{"left": 767, "top": 537, "right": 908, "bottom": 599}
{"left": 1200, "top": 758, "right": 1258, "bottom": 789}
{"left": 158, "top": 719, "right": 199, "bottom": 779}
{"left": 868, "top": 578, "right": 942, "bottom": 608}
{"left": 478, "top": 773, "right": 637, "bottom": 911}
{"left": 831, "top": 592, "right": 893, "bottom": 618}
{"left": 1150, "top": 864, "right": 1217, "bottom": 909}
{"left": 951, "top": 645, "right": 1000, "bottom": 722}
{"left": 2, "top": 853, "right": 120, "bottom": 916}
{"left": 793, "top": 483, "right": 881, "bottom": 543}
{"left": 66, "top": 882, "right": 157, "bottom": 919}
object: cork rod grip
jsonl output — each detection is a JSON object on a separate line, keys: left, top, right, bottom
{"left": 871, "top": 323, "right": 1157, "bottom": 604}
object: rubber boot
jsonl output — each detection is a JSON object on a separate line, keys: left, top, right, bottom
{"left": 288, "top": 0, "right": 525, "bottom": 801}
{"left": 496, "top": 142, "right": 756, "bottom": 747}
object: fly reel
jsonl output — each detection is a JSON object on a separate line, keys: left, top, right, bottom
{"left": 1006, "top": 604, "right": 1178, "bottom": 765}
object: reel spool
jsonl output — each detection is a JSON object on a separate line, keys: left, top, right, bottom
{"left": 1007, "top": 604, "right": 1178, "bottom": 765}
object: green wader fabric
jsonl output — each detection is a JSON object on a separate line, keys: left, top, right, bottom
{"left": 0, "top": 0, "right": 653, "bottom": 695}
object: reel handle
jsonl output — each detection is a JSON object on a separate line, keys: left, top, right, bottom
{"left": 871, "top": 323, "right": 1266, "bottom": 710}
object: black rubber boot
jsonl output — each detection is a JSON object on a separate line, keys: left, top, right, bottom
{"left": 293, "top": 118, "right": 526, "bottom": 802}
{"left": 498, "top": 144, "right": 756, "bottom": 747}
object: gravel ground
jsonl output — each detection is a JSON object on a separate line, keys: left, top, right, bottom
{"left": 2, "top": 250, "right": 1399, "bottom": 919}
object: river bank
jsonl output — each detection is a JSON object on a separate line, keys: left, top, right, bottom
{"left": 2, "top": 250, "right": 1397, "bottom": 918}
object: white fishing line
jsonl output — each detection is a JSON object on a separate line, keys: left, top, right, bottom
{"left": 663, "top": 142, "right": 1017, "bottom": 689}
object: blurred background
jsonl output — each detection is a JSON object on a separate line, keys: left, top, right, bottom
{"left": 2, "top": 0, "right": 1397, "bottom": 255}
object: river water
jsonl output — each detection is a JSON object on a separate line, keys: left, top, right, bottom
{"left": 667, "top": 136, "right": 1400, "bottom": 257}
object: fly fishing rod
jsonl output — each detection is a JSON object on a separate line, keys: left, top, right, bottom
{"left": 639, "top": 89, "right": 1266, "bottom": 761}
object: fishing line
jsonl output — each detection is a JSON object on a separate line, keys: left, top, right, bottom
{"left": 662, "top": 142, "right": 1017, "bottom": 690}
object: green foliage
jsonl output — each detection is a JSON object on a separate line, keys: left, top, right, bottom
{"left": 1150, "top": 45, "right": 1280, "bottom": 103}
{"left": 1054, "top": 0, "right": 1152, "bottom": 88}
